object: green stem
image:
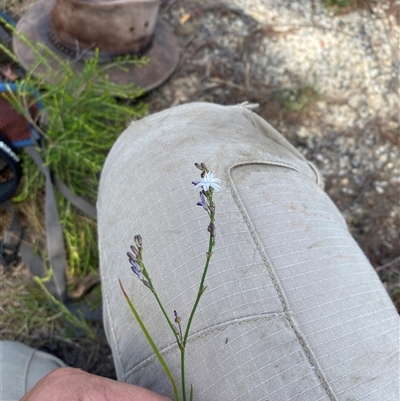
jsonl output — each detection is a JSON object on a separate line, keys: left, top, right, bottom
{"left": 153, "top": 290, "right": 181, "bottom": 345}
{"left": 179, "top": 189, "right": 216, "bottom": 400}
{"left": 119, "top": 280, "right": 180, "bottom": 401}
{"left": 141, "top": 265, "right": 181, "bottom": 345}
{"left": 183, "top": 230, "right": 214, "bottom": 347}
{"left": 181, "top": 231, "right": 214, "bottom": 399}
{"left": 181, "top": 348, "right": 186, "bottom": 401}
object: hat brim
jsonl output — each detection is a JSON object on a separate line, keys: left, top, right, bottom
{"left": 13, "top": 0, "right": 180, "bottom": 92}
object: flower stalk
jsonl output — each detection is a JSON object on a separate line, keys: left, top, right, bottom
{"left": 120, "top": 163, "right": 221, "bottom": 401}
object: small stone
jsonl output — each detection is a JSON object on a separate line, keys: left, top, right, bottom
{"left": 297, "top": 126, "right": 309, "bottom": 138}
{"left": 342, "top": 187, "right": 355, "bottom": 195}
{"left": 376, "top": 180, "right": 388, "bottom": 187}
{"left": 348, "top": 95, "right": 360, "bottom": 109}
{"left": 379, "top": 153, "right": 388, "bottom": 163}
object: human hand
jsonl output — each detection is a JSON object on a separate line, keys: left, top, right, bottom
{"left": 20, "top": 367, "right": 171, "bottom": 401}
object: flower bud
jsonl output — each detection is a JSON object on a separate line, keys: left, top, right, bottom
{"left": 130, "top": 245, "right": 139, "bottom": 256}
{"left": 174, "top": 310, "right": 181, "bottom": 323}
{"left": 195, "top": 163, "right": 203, "bottom": 170}
{"left": 207, "top": 223, "right": 216, "bottom": 237}
{"left": 134, "top": 235, "right": 143, "bottom": 246}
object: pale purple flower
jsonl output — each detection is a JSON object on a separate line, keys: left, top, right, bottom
{"left": 193, "top": 171, "right": 222, "bottom": 192}
{"left": 196, "top": 191, "right": 208, "bottom": 209}
{"left": 128, "top": 256, "right": 144, "bottom": 281}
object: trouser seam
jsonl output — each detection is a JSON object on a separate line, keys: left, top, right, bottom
{"left": 227, "top": 162, "right": 338, "bottom": 401}
{"left": 23, "top": 347, "right": 35, "bottom": 395}
{"left": 123, "top": 312, "right": 285, "bottom": 378}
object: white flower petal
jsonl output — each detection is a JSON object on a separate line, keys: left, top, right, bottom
{"left": 211, "top": 182, "right": 222, "bottom": 192}
{"left": 192, "top": 170, "right": 222, "bottom": 191}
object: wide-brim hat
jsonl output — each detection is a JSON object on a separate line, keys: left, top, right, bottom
{"left": 13, "top": 0, "right": 180, "bottom": 92}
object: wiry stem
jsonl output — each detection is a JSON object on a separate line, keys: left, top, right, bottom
{"left": 183, "top": 227, "right": 214, "bottom": 346}
{"left": 180, "top": 188, "right": 216, "bottom": 400}
{"left": 151, "top": 285, "right": 181, "bottom": 346}
{"left": 137, "top": 252, "right": 181, "bottom": 347}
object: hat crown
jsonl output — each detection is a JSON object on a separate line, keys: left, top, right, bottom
{"left": 50, "top": 0, "right": 160, "bottom": 55}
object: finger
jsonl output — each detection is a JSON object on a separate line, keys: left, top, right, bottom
{"left": 20, "top": 367, "right": 171, "bottom": 401}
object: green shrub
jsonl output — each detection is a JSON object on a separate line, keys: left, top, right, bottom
{"left": 1, "top": 16, "right": 148, "bottom": 276}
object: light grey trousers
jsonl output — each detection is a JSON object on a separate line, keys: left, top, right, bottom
{"left": 2, "top": 103, "right": 398, "bottom": 400}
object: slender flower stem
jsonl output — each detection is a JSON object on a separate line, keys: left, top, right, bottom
{"left": 140, "top": 261, "right": 181, "bottom": 345}
{"left": 122, "top": 165, "right": 221, "bottom": 401}
{"left": 183, "top": 229, "right": 214, "bottom": 346}
{"left": 181, "top": 348, "right": 186, "bottom": 401}
{"left": 181, "top": 226, "right": 214, "bottom": 399}
{"left": 151, "top": 283, "right": 181, "bottom": 345}
{"left": 180, "top": 189, "right": 216, "bottom": 399}
{"left": 119, "top": 280, "right": 180, "bottom": 401}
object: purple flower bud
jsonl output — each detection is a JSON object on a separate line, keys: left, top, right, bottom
{"left": 174, "top": 310, "right": 181, "bottom": 324}
{"left": 129, "top": 259, "right": 143, "bottom": 280}
{"left": 196, "top": 191, "right": 208, "bottom": 210}
{"left": 130, "top": 245, "right": 139, "bottom": 257}
{"left": 134, "top": 235, "right": 143, "bottom": 247}
{"left": 127, "top": 251, "right": 137, "bottom": 262}
{"left": 194, "top": 163, "right": 203, "bottom": 170}
{"left": 207, "top": 223, "right": 216, "bottom": 237}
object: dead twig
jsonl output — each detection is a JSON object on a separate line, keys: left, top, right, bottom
{"left": 376, "top": 256, "right": 400, "bottom": 273}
